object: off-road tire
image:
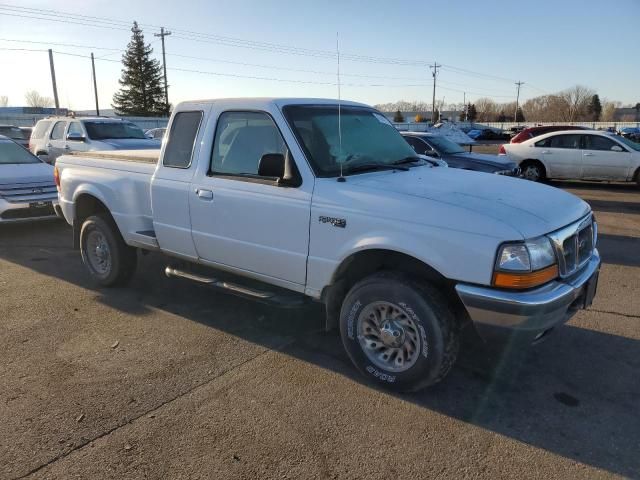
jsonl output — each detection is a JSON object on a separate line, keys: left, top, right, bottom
{"left": 80, "top": 214, "right": 137, "bottom": 287}
{"left": 339, "top": 272, "right": 459, "bottom": 392}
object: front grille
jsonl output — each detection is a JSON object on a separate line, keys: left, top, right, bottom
{"left": 548, "top": 215, "right": 595, "bottom": 278}
{"left": 1, "top": 204, "right": 56, "bottom": 220}
{"left": 0, "top": 181, "right": 57, "bottom": 203}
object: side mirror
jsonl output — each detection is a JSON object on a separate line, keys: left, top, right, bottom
{"left": 611, "top": 145, "right": 624, "bottom": 152}
{"left": 258, "top": 153, "right": 285, "bottom": 179}
{"left": 66, "top": 133, "right": 85, "bottom": 142}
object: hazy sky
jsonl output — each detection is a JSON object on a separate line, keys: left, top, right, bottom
{"left": 1, "top": 0, "right": 638, "bottom": 111}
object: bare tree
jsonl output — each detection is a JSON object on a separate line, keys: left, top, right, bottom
{"left": 475, "top": 97, "right": 498, "bottom": 122}
{"left": 24, "top": 90, "right": 53, "bottom": 108}
{"left": 557, "top": 85, "right": 595, "bottom": 122}
{"left": 0, "top": 96, "right": 8, "bottom": 107}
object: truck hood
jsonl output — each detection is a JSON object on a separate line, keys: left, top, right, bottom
{"left": 99, "top": 138, "right": 160, "bottom": 150}
{"left": 0, "top": 161, "right": 54, "bottom": 185}
{"left": 348, "top": 167, "right": 590, "bottom": 239}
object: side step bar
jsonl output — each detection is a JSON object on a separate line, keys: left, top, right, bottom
{"left": 164, "top": 267, "right": 307, "bottom": 307}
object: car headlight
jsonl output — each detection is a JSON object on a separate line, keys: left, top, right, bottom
{"left": 493, "top": 237, "right": 558, "bottom": 289}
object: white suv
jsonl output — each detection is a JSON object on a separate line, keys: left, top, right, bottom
{"left": 501, "top": 130, "right": 640, "bottom": 184}
{"left": 30, "top": 117, "right": 160, "bottom": 164}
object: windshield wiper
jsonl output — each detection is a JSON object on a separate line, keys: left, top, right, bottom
{"left": 346, "top": 163, "right": 409, "bottom": 174}
{"left": 391, "top": 156, "right": 424, "bottom": 165}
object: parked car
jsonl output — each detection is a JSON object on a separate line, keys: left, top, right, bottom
{"left": 55, "top": 98, "right": 600, "bottom": 392}
{"left": 401, "top": 132, "right": 519, "bottom": 175}
{"left": 508, "top": 126, "right": 526, "bottom": 138}
{"left": 619, "top": 127, "right": 640, "bottom": 142}
{"left": 510, "top": 125, "right": 590, "bottom": 144}
{"left": 467, "top": 128, "right": 510, "bottom": 141}
{"left": 0, "top": 135, "right": 59, "bottom": 223}
{"left": 145, "top": 127, "right": 166, "bottom": 140}
{"left": 0, "top": 125, "right": 29, "bottom": 149}
{"left": 500, "top": 129, "right": 640, "bottom": 183}
{"left": 30, "top": 117, "right": 160, "bottom": 164}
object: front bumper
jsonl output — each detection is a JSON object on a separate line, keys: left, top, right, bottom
{"left": 0, "top": 197, "right": 60, "bottom": 223}
{"left": 455, "top": 249, "right": 600, "bottom": 343}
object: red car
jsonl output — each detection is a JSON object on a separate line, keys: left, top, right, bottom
{"left": 510, "top": 125, "right": 590, "bottom": 144}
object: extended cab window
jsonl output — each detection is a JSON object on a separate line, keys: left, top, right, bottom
{"left": 50, "top": 121, "right": 67, "bottom": 140}
{"left": 211, "top": 111, "right": 287, "bottom": 176}
{"left": 163, "top": 111, "right": 203, "bottom": 168}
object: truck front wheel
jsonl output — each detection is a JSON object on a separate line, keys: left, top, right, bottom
{"left": 339, "top": 272, "right": 459, "bottom": 392}
{"left": 80, "top": 214, "right": 137, "bottom": 287}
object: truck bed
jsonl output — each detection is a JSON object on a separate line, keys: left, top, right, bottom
{"left": 69, "top": 149, "right": 160, "bottom": 164}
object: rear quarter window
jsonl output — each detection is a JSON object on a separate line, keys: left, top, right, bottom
{"left": 32, "top": 121, "right": 52, "bottom": 139}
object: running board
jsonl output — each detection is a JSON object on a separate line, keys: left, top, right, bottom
{"left": 164, "top": 267, "right": 307, "bottom": 307}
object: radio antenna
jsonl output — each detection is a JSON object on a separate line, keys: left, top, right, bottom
{"left": 336, "top": 32, "right": 345, "bottom": 182}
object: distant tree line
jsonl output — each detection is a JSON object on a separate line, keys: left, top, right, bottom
{"left": 376, "top": 85, "right": 639, "bottom": 123}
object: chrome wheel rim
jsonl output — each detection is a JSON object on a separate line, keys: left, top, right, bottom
{"left": 86, "top": 230, "right": 111, "bottom": 276}
{"left": 357, "top": 301, "right": 421, "bottom": 373}
{"left": 523, "top": 165, "right": 540, "bottom": 181}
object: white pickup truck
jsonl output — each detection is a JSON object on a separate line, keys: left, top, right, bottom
{"left": 55, "top": 98, "right": 600, "bottom": 391}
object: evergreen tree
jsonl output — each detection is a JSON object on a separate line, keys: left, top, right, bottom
{"left": 515, "top": 107, "right": 525, "bottom": 122}
{"left": 393, "top": 109, "right": 405, "bottom": 122}
{"left": 587, "top": 94, "right": 602, "bottom": 121}
{"left": 467, "top": 104, "right": 477, "bottom": 122}
{"left": 497, "top": 111, "right": 507, "bottom": 122}
{"left": 112, "top": 22, "right": 167, "bottom": 116}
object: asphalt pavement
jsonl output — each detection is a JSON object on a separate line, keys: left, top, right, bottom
{"left": 1, "top": 181, "right": 638, "bottom": 479}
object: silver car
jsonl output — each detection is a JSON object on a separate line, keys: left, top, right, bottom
{"left": 30, "top": 117, "right": 160, "bottom": 164}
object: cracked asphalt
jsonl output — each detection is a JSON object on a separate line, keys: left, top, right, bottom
{"left": 1, "top": 181, "right": 639, "bottom": 479}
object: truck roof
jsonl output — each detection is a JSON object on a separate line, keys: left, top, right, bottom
{"left": 175, "top": 97, "right": 370, "bottom": 110}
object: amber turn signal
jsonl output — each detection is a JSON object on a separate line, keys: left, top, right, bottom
{"left": 493, "top": 264, "right": 559, "bottom": 289}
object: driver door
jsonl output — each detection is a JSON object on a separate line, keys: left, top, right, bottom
{"left": 189, "top": 110, "right": 312, "bottom": 286}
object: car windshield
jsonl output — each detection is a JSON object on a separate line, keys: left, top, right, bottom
{"left": 283, "top": 105, "right": 417, "bottom": 177}
{"left": 616, "top": 136, "right": 640, "bottom": 152}
{"left": 0, "top": 140, "right": 41, "bottom": 164}
{"left": 424, "top": 135, "right": 465, "bottom": 154}
{"left": 0, "top": 126, "right": 25, "bottom": 140}
{"left": 83, "top": 121, "right": 147, "bottom": 140}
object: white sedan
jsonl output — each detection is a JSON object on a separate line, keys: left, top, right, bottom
{"left": 500, "top": 130, "right": 640, "bottom": 184}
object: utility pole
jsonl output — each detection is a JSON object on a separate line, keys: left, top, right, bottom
{"left": 463, "top": 92, "right": 466, "bottom": 122}
{"left": 48, "top": 49, "right": 60, "bottom": 113}
{"left": 430, "top": 62, "right": 441, "bottom": 123}
{"left": 154, "top": 27, "right": 171, "bottom": 116}
{"left": 91, "top": 53, "right": 100, "bottom": 116}
{"left": 515, "top": 80, "right": 524, "bottom": 123}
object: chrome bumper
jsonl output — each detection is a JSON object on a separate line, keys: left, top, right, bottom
{"left": 455, "top": 250, "right": 600, "bottom": 342}
{"left": 0, "top": 197, "right": 59, "bottom": 223}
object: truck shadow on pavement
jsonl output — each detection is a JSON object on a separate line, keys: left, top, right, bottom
{"left": 1, "top": 221, "right": 639, "bottom": 478}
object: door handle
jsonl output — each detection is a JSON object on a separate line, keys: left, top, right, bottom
{"left": 542, "top": 150, "right": 551, "bottom": 154}
{"left": 583, "top": 153, "right": 594, "bottom": 157}
{"left": 64, "top": 145, "right": 70, "bottom": 150}
{"left": 195, "top": 188, "right": 213, "bottom": 200}
{"left": 46, "top": 143, "right": 52, "bottom": 148}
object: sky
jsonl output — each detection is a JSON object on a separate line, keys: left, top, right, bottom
{"left": 0, "top": 0, "right": 639, "bottom": 111}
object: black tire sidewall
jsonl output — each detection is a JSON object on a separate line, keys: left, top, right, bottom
{"left": 80, "top": 216, "right": 123, "bottom": 286}
{"left": 339, "top": 276, "right": 447, "bottom": 391}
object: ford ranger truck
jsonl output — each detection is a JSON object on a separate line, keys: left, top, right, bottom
{"left": 54, "top": 98, "right": 600, "bottom": 392}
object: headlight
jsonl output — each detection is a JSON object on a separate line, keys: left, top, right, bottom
{"left": 493, "top": 237, "right": 558, "bottom": 289}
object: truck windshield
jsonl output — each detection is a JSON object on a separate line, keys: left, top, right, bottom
{"left": 0, "top": 140, "right": 41, "bottom": 164}
{"left": 83, "top": 121, "right": 147, "bottom": 140}
{"left": 425, "top": 136, "right": 466, "bottom": 154}
{"left": 283, "top": 105, "right": 417, "bottom": 177}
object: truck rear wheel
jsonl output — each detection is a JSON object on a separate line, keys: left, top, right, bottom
{"left": 80, "top": 214, "right": 137, "bottom": 287}
{"left": 339, "top": 272, "right": 459, "bottom": 392}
